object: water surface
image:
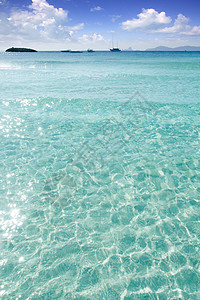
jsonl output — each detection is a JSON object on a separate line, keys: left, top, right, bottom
{"left": 0, "top": 51, "right": 200, "bottom": 299}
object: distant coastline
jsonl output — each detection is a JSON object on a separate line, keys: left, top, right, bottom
{"left": 3, "top": 46, "right": 200, "bottom": 52}
{"left": 145, "top": 45, "right": 200, "bottom": 51}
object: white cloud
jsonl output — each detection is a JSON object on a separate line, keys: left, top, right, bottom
{"left": 7, "top": 0, "right": 69, "bottom": 40}
{"left": 122, "top": 9, "right": 200, "bottom": 37}
{"left": 80, "top": 33, "right": 104, "bottom": 42}
{"left": 68, "top": 23, "right": 84, "bottom": 37}
{"left": 0, "top": 0, "right": 84, "bottom": 43}
{"left": 157, "top": 14, "right": 200, "bottom": 36}
{"left": 184, "top": 26, "right": 200, "bottom": 36}
{"left": 0, "top": 13, "right": 11, "bottom": 35}
{"left": 69, "top": 23, "right": 85, "bottom": 31}
{"left": 157, "top": 14, "right": 190, "bottom": 33}
{"left": 112, "top": 15, "right": 121, "bottom": 22}
{"left": 0, "top": 0, "right": 6, "bottom": 5}
{"left": 90, "top": 6, "right": 103, "bottom": 12}
{"left": 122, "top": 9, "right": 171, "bottom": 31}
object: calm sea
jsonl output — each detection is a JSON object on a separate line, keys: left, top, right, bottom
{"left": 0, "top": 51, "right": 200, "bottom": 299}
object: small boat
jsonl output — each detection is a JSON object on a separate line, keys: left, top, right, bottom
{"left": 87, "top": 49, "right": 95, "bottom": 52}
{"left": 110, "top": 47, "right": 121, "bottom": 52}
{"left": 69, "top": 50, "right": 83, "bottom": 53}
{"left": 61, "top": 50, "right": 70, "bottom": 52}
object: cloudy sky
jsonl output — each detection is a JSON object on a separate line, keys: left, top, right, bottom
{"left": 0, "top": 0, "right": 200, "bottom": 50}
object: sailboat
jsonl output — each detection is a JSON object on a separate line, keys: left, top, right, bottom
{"left": 110, "top": 47, "right": 121, "bottom": 52}
{"left": 110, "top": 39, "right": 121, "bottom": 52}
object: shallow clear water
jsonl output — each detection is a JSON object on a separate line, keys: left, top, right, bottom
{"left": 0, "top": 51, "right": 200, "bottom": 299}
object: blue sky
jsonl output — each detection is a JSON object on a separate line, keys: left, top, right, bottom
{"left": 0, "top": 0, "right": 200, "bottom": 50}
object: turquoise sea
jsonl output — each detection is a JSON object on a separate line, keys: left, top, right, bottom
{"left": 0, "top": 51, "right": 200, "bottom": 299}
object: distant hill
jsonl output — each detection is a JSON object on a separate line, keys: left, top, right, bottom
{"left": 124, "top": 47, "right": 133, "bottom": 51}
{"left": 145, "top": 46, "right": 200, "bottom": 51}
{"left": 6, "top": 47, "right": 37, "bottom": 52}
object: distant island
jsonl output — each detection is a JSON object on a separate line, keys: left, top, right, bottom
{"left": 5, "top": 47, "right": 37, "bottom": 52}
{"left": 123, "top": 47, "right": 133, "bottom": 51}
{"left": 145, "top": 46, "right": 200, "bottom": 51}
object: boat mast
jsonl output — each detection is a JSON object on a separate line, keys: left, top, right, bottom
{"left": 112, "top": 33, "right": 114, "bottom": 49}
